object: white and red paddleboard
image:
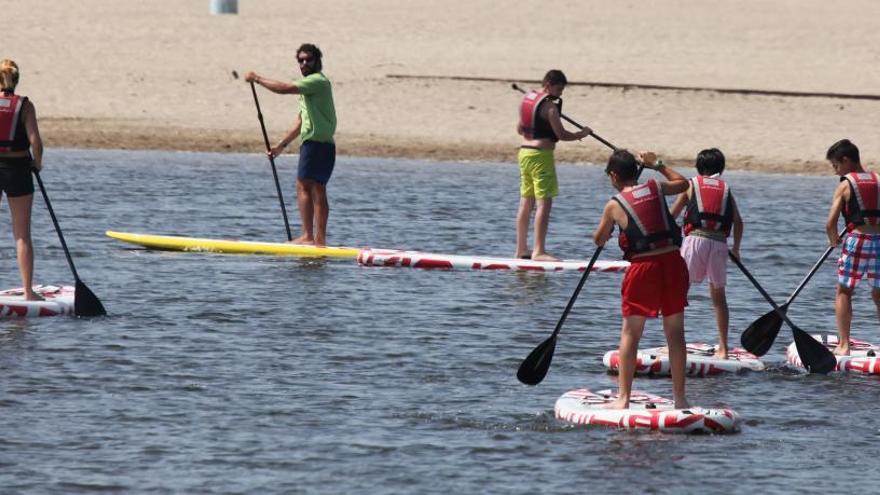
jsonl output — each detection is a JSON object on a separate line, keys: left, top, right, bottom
{"left": 0, "top": 285, "right": 75, "bottom": 317}
{"left": 357, "top": 249, "right": 629, "bottom": 272}
{"left": 786, "top": 334, "right": 880, "bottom": 374}
{"left": 554, "top": 388, "right": 739, "bottom": 433}
{"left": 603, "top": 343, "right": 765, "bottom": 377}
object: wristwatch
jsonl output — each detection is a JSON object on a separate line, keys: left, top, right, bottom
{"left": 655, "top": 159, "right": 666, "bottom": 170}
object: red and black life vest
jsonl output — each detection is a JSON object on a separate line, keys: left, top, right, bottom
{"left": 613, "top": 179, "right": 682, "bottom": 260}
{"left": 842, "top": 171, "right": 880, "bottom": 230}
{"left": 683, "top": 175, "right": 734, "bottom": 237}
{"left": 0, "top": 92, "right": 29, "bottom": 152}
{"left": 519, "top": 90, "right": 561, "bottom": 142}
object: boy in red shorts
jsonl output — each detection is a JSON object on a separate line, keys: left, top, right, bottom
{"left": 825, "top": 139, "right": 880, "bottom": 356}
{"left": 593, "top": 150, "right": 691, "bottom": 409}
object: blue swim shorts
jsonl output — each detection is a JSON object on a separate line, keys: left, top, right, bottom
{"left": 297, "top": 140, "right": 336, "bottom": 185}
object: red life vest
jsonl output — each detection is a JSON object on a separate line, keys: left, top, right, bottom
{"left": 683, "top": 175, "right": 734, "bottom": 237}
{"left": 519, "top": 90, "right": 561, "bottom": 142}
{"left": 0, "top": 93, "right": 29, "bottom": 152}
{"left": 614, "top": 179, "right": 682, "bottom": 260}
{"left": 842, "top": 171, "right": 880, "bottom": 230}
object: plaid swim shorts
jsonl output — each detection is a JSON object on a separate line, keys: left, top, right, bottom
{"left": 838, "top": 232, "right": 880, "bottom": 289}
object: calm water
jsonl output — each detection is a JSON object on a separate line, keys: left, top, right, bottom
{"left": 0, "top": 149, "right": 877, "bottom": 494}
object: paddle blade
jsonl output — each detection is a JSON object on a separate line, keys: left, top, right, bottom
{"left": 792, "top": 327, "right": 836, "bottom": 374}
{"left": 740, "top": 304, "right": 788, "bottom": 356}
{"left": 517, "top": 335, "right": 557, "bottom": 386}
{"left": 74, "top": 280, "right": 106, "bottom": 317}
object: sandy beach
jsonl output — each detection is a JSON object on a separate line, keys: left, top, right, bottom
{"left": 6, "top": 0, "right": 880, "bottom": 174}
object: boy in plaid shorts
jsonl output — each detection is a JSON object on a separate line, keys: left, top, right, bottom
{"left": 825, "top": 139, "right": 880, "bottom": 355}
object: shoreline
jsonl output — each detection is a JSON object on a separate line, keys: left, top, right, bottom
{"left": 40, "top": 117, "right": 835, "bottom": 176}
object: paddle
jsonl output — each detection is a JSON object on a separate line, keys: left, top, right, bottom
{"left": 739, "top": 229, "right": 846, "bottom": 358}
{"left": 517, "top": 246, "right": 605, "bottom": 385}
{"left": 248, "top": 81, "right": 293, "bottom": 241}
{"left": 728, "top": 251, "right": 835, "bottom": 374}
{"left": 34, "top": 171, "right": 106, "bottom": 317}
{"left": 512, "top": 83, "right": 619, "bottom": 151}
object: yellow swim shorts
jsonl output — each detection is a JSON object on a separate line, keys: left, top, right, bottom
{"left": 518, "top": 148, "right": 558, "bottom": 199}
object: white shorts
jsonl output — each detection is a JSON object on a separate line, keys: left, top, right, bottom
{"left": 680, "top": 235, "right": 728, "bottom": 288}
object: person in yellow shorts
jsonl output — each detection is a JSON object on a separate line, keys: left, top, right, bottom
{"left": 515, "top": 70, "right": 592, "bottom": 261}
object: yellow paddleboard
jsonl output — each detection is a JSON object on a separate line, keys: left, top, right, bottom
{"left": 105, "top": 231, "right": 361, "bottom": 258}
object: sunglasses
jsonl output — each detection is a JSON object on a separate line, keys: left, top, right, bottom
{"left": 297, "top": 56, "right": 314, "bottom": 65}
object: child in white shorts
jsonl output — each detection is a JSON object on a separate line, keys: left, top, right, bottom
{"left": 670, "top": 149, "right": 744, "bottom": 359}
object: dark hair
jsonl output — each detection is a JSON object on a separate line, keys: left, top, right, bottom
{"left": 542, "top": 69, "right": 567, "bottom": 87}
{"left": 826, "top": 139, "right": 860, "bottom": 164}
{"left": 605, "top": 149, "right": 639, "bottom": 181}
{"left": 297, "top": 43, "right": 323, "bottom": 72}
{"left": 695, "top": 148, "right": 726, "bottom": 175}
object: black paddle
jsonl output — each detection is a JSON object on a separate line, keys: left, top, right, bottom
{"left": 249, "top": 80, "right": 293, "bottom": 241}
{"left": 739, "top": 229, "right": 845, "bottom": 357}
{"left": 728, "top": 251, "right": 835, "bottom": 373}
{"left": 517, "top": 246, "right": 605, "bottom": 385}
{"left": 512, "top": 83, "right": 619, "bottom": 151}
{"left": 34, "top": 171, "right": 106, "bottom": 317}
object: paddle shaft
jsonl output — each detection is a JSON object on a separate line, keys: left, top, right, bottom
{"left": 249, "top": 81, "right": 293, "bottom": 241}
{"left": 548, "top": 246, "right": 605, "bottom": 339}
{"left": 34, "top": 171, "right": 81, "bottom": 282}
{"left": 511, "top": 83, "right": 618, "bottom": 151}
{"left": 728, "top": 251, "right": 802, "bottom": 330}
{"left": 783, "top": 228, "right": 847, "bottom": 305}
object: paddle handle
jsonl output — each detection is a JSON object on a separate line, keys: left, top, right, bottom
{"left": 783, "top": 229, "right": 847, "bottom": 304}
{"left": 511, "top": 83, "right": 618, "bottom": 151}
{"left": 549, "top": 246, "right": 605, "bottom": 339}
{"left": 250, "top": 81, "right": 294, "bottom": 241}
{"left": 34, "top": 171, "right": 80, "bottom": 282}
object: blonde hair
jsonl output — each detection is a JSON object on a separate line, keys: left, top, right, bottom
{"left": 0, "top": 59, "right": 20, "bottom": 92}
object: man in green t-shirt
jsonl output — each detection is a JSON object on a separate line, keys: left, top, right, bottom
{"left": 245, "top": 43, "right": 337, "bottom": 246}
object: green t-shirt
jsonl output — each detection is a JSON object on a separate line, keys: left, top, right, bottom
{"left": 296, "top": 72, "right": 336, "bottom": 144}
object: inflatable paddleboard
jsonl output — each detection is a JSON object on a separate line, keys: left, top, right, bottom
{"left": 0, "top": 285, "right": 75, "bottom": 317}
{"left": 603, "top": 343, "right": 765, "bottom": 377}
{"left": 555, "top": 388, "right": 739, "bottom": 433}
{"left": 786, "top": 334, "right": 880, "bottom": 374}
{"left": 106, "top": 231, "right": 361, "bottom": 258}
{"left": 357, "top": 248, "right": 630, "bottom": 272}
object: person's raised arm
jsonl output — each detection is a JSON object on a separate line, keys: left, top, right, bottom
{"left": 640, "top": 152, "right": 687, "bottom": 195}
{"left": 245, "top": 71, "right": 300, "bottom": 95}
{"left": 23, "top": 100, "right": 42, "bottom": 171}
{"left": 546, "top": 104, "right": 591, "bottom": 142}
{"left": 826, "top": 181, "right": 848, "bottom": 246}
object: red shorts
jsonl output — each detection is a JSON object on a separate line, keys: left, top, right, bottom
{"left": 621, "top": 250, "right": 690, "bottom": 317}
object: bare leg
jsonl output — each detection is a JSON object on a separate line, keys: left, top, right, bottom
{"left": 8, "top": 194, "right": 42, "bottom": 301}
{"left": 311, "top": 181, "right": 329, "bottom": 247}
{"left": 835, "top": 285, "right": 853, "bottom": 356}
{"left": 873, "top": 288, "right": 880, "bottom": 338}
{"left": 291, "top": 178, "right": 315, "bottom": 245}
{"left": 515, "top": 197, "right": 534, "bottom": 259}
{"left": 531, "top": 198, "right": 558, "bottom": 261}
{"left": 663, "top": 311, "right": 689, "bottom": 409}
{"left": 604, "top": 315, "right": 646, "bottom": 409}
{"left": 709, "top": 284, "right": 729, "bottom": 359}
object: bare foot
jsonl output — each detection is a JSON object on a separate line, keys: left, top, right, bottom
{"left": 24, "top": 291, "right": 45, "bottom": 302}
{"left": 674, "top": 398, "right": 691, "bottom": 409}
{"left": 314, "top": 239, "right": 327, "bottom": 248}
{"left": 602, "top": 398, "right": 629, "bottom": 409}
{"left": 833, "top": 346, "right": 850, "bottom": 357}
{"left": 514, "top": 252, "right": 530, "bottom": 260}
{"left": 531, "top": 252, "right": 560, "bottom": 262}
{"left": 714, "top": 347, "right": 729, "bottom": 360}
{"left": 289, "top": 235, "right": 315, "bottom": 245}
